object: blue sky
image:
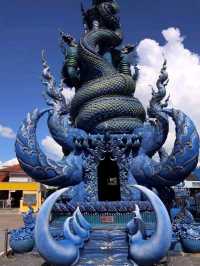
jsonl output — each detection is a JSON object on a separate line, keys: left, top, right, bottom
{"left": 1, "top": 0, "right": 200, "bottom": 163}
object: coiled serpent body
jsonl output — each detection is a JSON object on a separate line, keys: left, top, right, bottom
{"left": 70, "top": 2, "right": 145, "bottom": 133}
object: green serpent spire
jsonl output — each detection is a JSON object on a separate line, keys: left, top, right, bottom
{"left": 61, "top": 0, "right": 146, "bottom": 133}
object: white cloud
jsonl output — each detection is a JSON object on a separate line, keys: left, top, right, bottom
{"left": 41, "top": 136, "right": 63, "bottom": 160}
{"left": 0, "top": 158, "right": 18, "bottom": 169}
{"left": 0, "top": 124, "right": 16, "bottom": 139}
{"left": 136, "top": 27, "right": 200, "bottom": 152}
{"left": 0, "top": 138, "right": 63, "bottom": 169}
{"left": 62, "top": 86, "right": 75, "bottom": 105}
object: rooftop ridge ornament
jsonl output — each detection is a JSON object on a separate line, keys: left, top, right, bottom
{"left": 41, "top": 50, "right": 69, "bottom": 114}
{"left": 148, "top": 59, "right": 170, "bottom": 118}
{"left": 14, "top": 0, "right": 199, "bottom": 265}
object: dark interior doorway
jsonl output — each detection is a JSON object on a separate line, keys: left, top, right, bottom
{"left": 11, "top": 191, "right": 23, "bottom": 208}
{"left": 98, "top": 153, "right": 121, "bottom": 201}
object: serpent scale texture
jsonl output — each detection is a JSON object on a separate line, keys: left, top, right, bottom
{"left": 70, "top": 6, "right": 146, "bottom": 133}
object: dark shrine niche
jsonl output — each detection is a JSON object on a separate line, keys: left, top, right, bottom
{"left": 97, "top": 153, "right": 121, "bottom": 201}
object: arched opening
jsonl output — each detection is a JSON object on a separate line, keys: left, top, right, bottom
{"left": 98, "top": 153, "right": 121, "bottom": 201}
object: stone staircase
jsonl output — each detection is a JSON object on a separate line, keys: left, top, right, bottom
{"left": 78, "top": 226, "right": 133, "bottom": 265}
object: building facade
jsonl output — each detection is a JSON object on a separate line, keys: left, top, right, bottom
{"left": 0, "top": 164, "right": 44, "bottom": 212}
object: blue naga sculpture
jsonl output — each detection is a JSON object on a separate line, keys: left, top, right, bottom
{"left": 9, "top": 206, "right": 35, "bottom": 253}
{"left": 14, "top": 0, "right": 199, "bottom": 265}
{"left": 170, "top": 186, "right": 200, "bottom": 254}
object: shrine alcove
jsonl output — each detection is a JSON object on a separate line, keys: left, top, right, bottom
{"left": 97, "top": 153, "right": 121, "bottom": 201}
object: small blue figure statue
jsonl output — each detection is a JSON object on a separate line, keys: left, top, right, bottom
{"left": 171, "top": 189, "right": 200, "bottom": 254}
{"left": 9, "top": 206, "right": 35, "bottom": 253}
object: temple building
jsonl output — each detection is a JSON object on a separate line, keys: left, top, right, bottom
{"left": 0, "top": 164, "right": 44, "bottom": 212}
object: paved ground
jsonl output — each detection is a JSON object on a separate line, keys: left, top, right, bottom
{"left": 0, "top": 210, "right": 23, "bottom": 254}
{"left": 0, "top": 211, "right": 200, "bottom": 265}
{"left": 0, "top": 252, "right": 200, "bottom": 266}
{"left": 167, "top": 253, "right": 200, "bottom": 266}
{"left": 0, "top": 253, "right": 44, "bottom": 266}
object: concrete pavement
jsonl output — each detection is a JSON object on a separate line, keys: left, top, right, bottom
{"left": 0, "top": 212, "right": 23, "bottom": 254}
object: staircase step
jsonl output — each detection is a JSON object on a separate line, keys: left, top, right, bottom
{"left": 78, "top": 228, "right": 131, "bottom": 265}
{"left": 78, "top": 252, "right": 132, "bottom": 265}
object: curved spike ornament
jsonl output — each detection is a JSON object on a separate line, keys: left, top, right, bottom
{"left": 74, "top": 207, "right": 92, "bottom": 231}
{"left": 35, "top": 188, "right": 80, "bottom": 266}
{"left": 72, "top": 212, "right": 89, "bottom": 241}
{"left": 127, "top": 204, "right": 145, "bottom": 237}
{"left": 63, "top": 217, "right": 83, "bottom": 248}
{"left": 128, "top": 185, "right": 172, "bottom": 266}
{"left": 35, "top": 189, "right": 92, "bottom": 265}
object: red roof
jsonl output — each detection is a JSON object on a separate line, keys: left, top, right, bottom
{"left": 0, "top": 164, "right": 27, "bottom": 182}
{"left": 0, "top": 171, "right": 9, "bottom": 182}
{"left": 1, "top": 164, "right": 22, "bottom": 172}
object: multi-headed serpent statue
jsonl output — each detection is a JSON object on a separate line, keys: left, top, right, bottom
{"left": 14, "top": 0, "right": 199, "bottom": 265}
